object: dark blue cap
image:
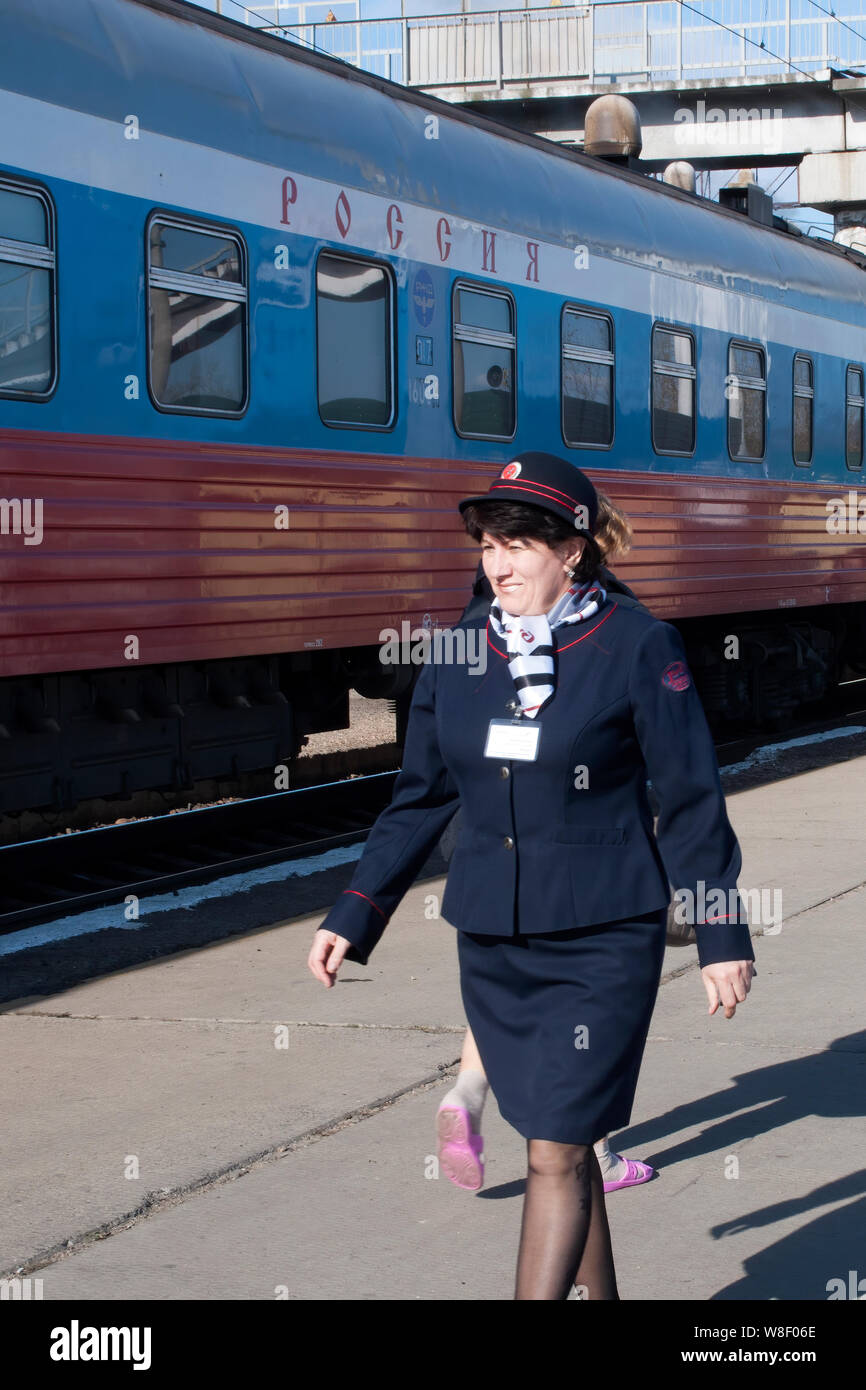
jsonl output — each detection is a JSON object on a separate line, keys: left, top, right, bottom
{"left": 458, "top": 451, "right": 599, "bottom": 535}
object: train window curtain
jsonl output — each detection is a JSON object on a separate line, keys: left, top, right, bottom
{"left": 651, "top": 324, "right": 696, "bottom": 455}
{"left": 793, "top": 354, "right": 814, "bottom": 466}
{"left": 727, "top": 341, "right": 766, "bottom": 461}
{"left": 847, "top": 365, "right": 865, "bottom": 469}
{"left": 147, "top": 218, "right": 247, "bottom": 414}
{"left": 316, "top": 252, "right": 393, "bottom": 427}
{"left": 561, "top": 306, "right": 614, "bottom": 449}
{"left": 452, "top": 283, "right": 516, "bottom": 439}
{"left": 0, "top": 181, "right": 55, "bottom": 397}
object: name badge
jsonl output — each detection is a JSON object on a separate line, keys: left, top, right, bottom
{"left": 484, "top": 718, "right": 541, "bottom": 762}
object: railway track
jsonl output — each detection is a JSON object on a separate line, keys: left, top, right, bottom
{"left": 0, "top": 773, "right": 397, "bottom": 935}
{"left": 2, "top": 690, "right": 865, "bottom": 937}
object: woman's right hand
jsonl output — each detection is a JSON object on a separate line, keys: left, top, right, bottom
{"left": 308, "top": 928, "right": 353, "bottom": 988}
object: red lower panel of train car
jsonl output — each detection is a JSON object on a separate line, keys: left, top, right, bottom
{"left": 1, "top": 427, "right": 865, "bottom": 814}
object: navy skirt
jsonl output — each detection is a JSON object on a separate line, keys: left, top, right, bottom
{"left": 456, "top": 909, "right": 667, "bottom": 1145}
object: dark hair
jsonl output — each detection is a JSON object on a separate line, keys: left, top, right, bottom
{"left": 461, "top": 492, "right": 632, "bottom": 586}
{"left": 461, "top": 499, "right": 603, "bottom": 583}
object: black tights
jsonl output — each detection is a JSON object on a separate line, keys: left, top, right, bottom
{"left": 514, "top": 1140, "right": 619, "bottom": 1301}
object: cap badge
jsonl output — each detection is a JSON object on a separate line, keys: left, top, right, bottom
{"left": 500, "top": 461, "right": 522, "bottom": 480}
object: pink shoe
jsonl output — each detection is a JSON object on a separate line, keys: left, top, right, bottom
{"left": 436, "top": 1104, "right": 484, "bottom": 1191}
{"left": 603, "top": 1157, "right": 655, "bottom": 1193}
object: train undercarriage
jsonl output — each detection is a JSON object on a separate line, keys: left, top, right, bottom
{"left": 1, "top": 601, "right": 864, "bottom": 827}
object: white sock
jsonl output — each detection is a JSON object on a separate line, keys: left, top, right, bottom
{"left": 593, "top": 1134, "right": 628, "bottom": 1182}
{"left": 439, "top": 1068, "right": 489, "bottom": 1130}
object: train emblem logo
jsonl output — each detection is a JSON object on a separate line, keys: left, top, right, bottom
{"left": 662, "top": 661, "right": 691, "bottom": 692}
{"left": 412, "top": 269, "right": 435, "bottom": 327}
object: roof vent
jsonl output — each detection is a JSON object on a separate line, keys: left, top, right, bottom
{"left": 663, "top": 161, "right": 696, "bottom": 193}
{"left": 718, "top": 172, "right": 774, "bottom": 227}
{"left": 835, "top": 213, "right": 866, "bottom": 256}
{"left": 583, "top": 96, "right": 642, "bottom": 168}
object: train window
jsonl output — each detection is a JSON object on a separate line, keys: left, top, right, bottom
{"left": 793, "top": 355, "right": 813, "bottom": 466}
{"left": 847, "top": 366, "right": 864, "bottom": 470}
{"left": 317, "top": 252, "right": 394, "bottom": 428}
{"left": 727, "top": 341, "right": 766, "bottom": 461}
{"left": 651, "top": 325, "right": 695, "bottom": 454}
{"left": 0, "top": 181, "right": 55, "bottom": 397}
{"left": 452, "top": 283, "right": 516, "bottom": 439}
{"left": 561, "top": 306, "right": 613, "bottom": 448}
{"left": 147, "top": 216, "right": 247, "bottom": 414}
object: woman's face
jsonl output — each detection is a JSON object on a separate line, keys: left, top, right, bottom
{"left": 480, "top": 531, "right": 585, "bottom": 615}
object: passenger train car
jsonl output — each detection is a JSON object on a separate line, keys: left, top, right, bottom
{"left": 1, "top": 0, "right": 865, "bottom": 816}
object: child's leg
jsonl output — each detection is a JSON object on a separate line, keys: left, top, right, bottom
{"left": 439, "top": 1026, "right": 489, "bottom": 1127}
{"left": 436, "top": 1027, "right": 489, "bottom": 1190}
{"left": 593, "top": 1133, "right": 628, "bottom": 1184}
{"left": 594, "top": 1133, "right": 655, "bottom": 1192}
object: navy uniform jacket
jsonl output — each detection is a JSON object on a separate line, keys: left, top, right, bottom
{"left": 321, "top": 595, "right": 755, "bottom": 970}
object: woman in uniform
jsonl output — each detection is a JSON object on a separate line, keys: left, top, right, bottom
{"left": 436, "top": 512, "right": 657, "bottom": 1196}
{"left": 308, "top": 451, "right": 756, "bottom": 1301}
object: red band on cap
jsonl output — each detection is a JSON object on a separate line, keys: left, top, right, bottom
{"left": 490, "top": 479, "right": 590, "bottom": 515}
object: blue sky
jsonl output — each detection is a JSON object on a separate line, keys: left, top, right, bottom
{"left": 193, "top": 0, "right": 866, "bottom": 27}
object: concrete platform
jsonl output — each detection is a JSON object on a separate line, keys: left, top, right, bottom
{"left": 2, "top": 758, "right": 865, "bottom": 1299}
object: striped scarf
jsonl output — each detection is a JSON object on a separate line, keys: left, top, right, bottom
{"left": 489, "top": 581, "right": 607, "bottom": 718}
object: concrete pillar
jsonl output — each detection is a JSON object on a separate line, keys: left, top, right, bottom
{"left": 799, "top": 150, "right": 866, "bottom": 211}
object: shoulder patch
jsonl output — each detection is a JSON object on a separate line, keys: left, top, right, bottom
{"left": 662, "top": 660, "right": 691, "bottom": 692}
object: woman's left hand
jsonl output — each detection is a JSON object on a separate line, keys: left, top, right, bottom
{"left": 700, "top": 960, "right": 756, "bottom": 1019}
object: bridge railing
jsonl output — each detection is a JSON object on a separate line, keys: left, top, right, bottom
{"left": 260, "top": 1, "right": 866, "bottom": 88}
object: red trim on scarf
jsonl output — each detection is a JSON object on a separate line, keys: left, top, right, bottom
{"left": 486, "top": 602, "right": 617, "bottom": 657}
